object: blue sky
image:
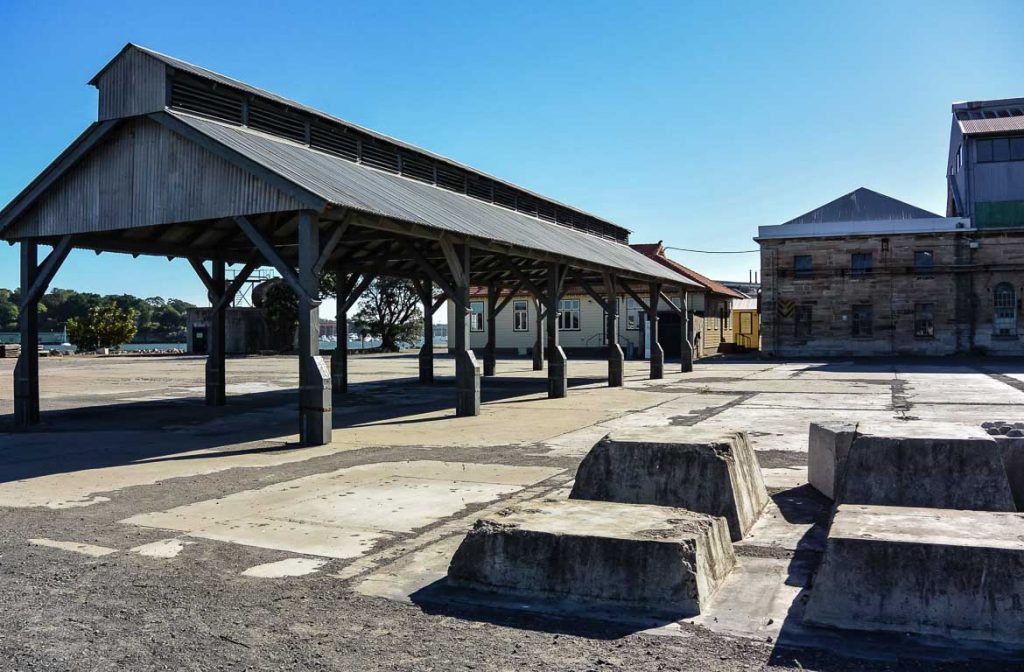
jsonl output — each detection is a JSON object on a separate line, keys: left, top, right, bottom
{"left": 1, "top": 0, "right": 1022, "bottom": 310}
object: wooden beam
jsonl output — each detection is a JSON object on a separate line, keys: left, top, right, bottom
{"left": 493, "top": 281, "right": 524, "bottom": 315}
{"left": 210, "top": 254, "right": 261, "bottom": 314}
{"left": 234, "top": 215, "right": 313, "bottom": 304}
{"left": 572, "top": 270, "right": 610, "bottom": 312}
{"left": 621, "top": 282, "right": 651, "bottom": 313}
{"left": 188, "top": 258, "right": 218, "bottom": 297}
{"left": 314, "top": 218, "right": 350, "bottom": 275}
{"left": 659, "top": 290, "right": 683, "bottom": 315}
{"left": 438, "top": 237, "right": 464, "bottom": 282}
{"left": 19, "top": 235, "right": 73, "bottom": 309}
{"left": 401, "top": 239, "right": 462, "bottom": 308}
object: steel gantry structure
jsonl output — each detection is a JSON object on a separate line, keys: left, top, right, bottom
{"left": 0, "top": 44, "right": 699, "bottom": 445}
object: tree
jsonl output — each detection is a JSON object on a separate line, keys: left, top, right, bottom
{"left": 258, "top": 279, "right": 299, "bottom": 351}
{"left": 352, "top": 277, "right": 423, "bottom": 352}
{"left": 66, "top": 303, "right": 138, "bottom": 351}
{"left": 0, "top": 290, "right": 17, "bottom": 331}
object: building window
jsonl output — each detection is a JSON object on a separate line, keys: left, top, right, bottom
{"left": 977, "top": 137, "right": 1024, "bottom": 163}
{"left": 625, "top": 298, "right": 641, "bottom": 330}
{"left": 469, "top": 301, "right": 484, "bottom": 332}
{"left": 794, "top": 255, "right": 813, "bottom": 278}
{"left": 914, "top": 303, "right": 935, "bottom": 338}
{"left": 558, "top": 299, "right": 581, "bottom": 331}
{"left": 914, "top": 250, "right": 934, "bottom": 275}
{"left": 512, "top": 300, "right": 529, "bottom": 331}
{"left": 795, "top": 305, "right": 812, "bottom": 338}
{"left": 994, "top": 283, "right": 1018, "bottom": 337}
{"left": 851, "top": 253, "right": 873, "bottom": 276}
{"left": 851, "top": 304, "right": 873, "bottom": 337}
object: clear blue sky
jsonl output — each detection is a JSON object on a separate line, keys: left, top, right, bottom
{"left": 1, "top": 0, "right": 1022, "bottom": 308}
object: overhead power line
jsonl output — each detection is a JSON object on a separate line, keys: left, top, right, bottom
{"left": 664, "top": 246, "right": 760, "bottom": 254}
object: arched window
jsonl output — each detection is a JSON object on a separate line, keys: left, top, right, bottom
{"left": 994, "top": 283, "right": 1017, "bottom": 337}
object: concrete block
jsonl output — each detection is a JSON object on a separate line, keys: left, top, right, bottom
{"left": 447, "top": 499, "right": 735, "bottom": 617}
{"left": 804, "top": 504, "right": 1024, "bottom": 644}
{"left": 840, "top": 422, "right": 1015, "bottom": 511}
{"left": 807, "top": 421, "right": 859, "bottom": 500}
{"left": 569, "top": 428, "right": 769, "bottom": 541}
{"left": 981, "top": 422, "right": 1024, "bottom": 511}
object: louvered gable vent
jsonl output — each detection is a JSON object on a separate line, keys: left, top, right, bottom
{"left": 164, "top": 68, "right": 629, "bottom": 242}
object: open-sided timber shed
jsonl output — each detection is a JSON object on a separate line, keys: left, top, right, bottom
{"left": 0, "top": 44, "right": 699, "bottom": 445}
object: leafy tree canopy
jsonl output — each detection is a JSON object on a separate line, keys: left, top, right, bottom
{"left": 352, "top": 277, "right": 423, "bottom": 352}
{"left": 66, "top": 303, "right": 139, "bottom": 351}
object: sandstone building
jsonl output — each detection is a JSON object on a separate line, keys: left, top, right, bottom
{"left": 758, "top": 97, "right": 1024, "bottom": 357}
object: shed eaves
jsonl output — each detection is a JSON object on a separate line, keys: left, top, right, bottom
{"left": 167, "top": 111, "right": 698, "bottom": 286}
{"left": 959, "top": 116, "right": 1024, "bottom": 136}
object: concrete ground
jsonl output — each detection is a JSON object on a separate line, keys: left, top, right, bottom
{"left": 1, "top": 352, "right": 1023, "bottom": 671}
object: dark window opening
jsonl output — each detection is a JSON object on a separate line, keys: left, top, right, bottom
{"left": 851, "top": 304, "right": 873, "bottom": 337}
{"left": 914, "top": 250, "right": 934, "bottom": 275}
{"left": 914, "top": 303, "right": 935, "bottom": 338}
{"left": 794, "top": 255, "right": 813, "bottom": 278}
{"left": 851, "top": 253, "right": 873, "bottom": 276}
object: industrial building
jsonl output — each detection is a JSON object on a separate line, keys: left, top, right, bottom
{"left": 448, "top": 242, "right": 743, "bottom": 362}
{"left": 759, "top": 97, "right": 1024, "bottom": 357}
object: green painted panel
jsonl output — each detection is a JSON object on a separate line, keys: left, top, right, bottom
{"left": 975, "top": 200, "right": 1024, "bottom": 229}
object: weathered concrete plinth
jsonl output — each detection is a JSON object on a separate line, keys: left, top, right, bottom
{"left": 982, "top": 421, "right": 1024, "bottom": 511}
{"left": 447, "top": 499, "right": 735, "bottom": 617}
{"left": 840, "top": 422, "right": 1015, "bottom": 511}
{"left": 804, "top": 504, "right": 1024, "bottom": 644}
{"left": 808, "top": 421, "right": 859, "bottom": 500}
{"left": 569, "top": 428, "right": 769, "bottom": 541}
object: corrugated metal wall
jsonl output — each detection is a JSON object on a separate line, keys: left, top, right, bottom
{"left": 97, "top": 48, "right": 167, "bottom": 121}
{"left": 8, "top": 117, "right": 305, "bottom": 238}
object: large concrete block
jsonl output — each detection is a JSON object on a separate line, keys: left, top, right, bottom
{"left": 569, "top": 428, "right": 769, "bottom": 541}
{"left": 447, "top": 499, "right": 735, "bottom": 617}
{"left": 807, "top": 421, "right": 859, "bottom": 500}
{"left": 840, "top": 421, "right": 1015, "bottom": 511}
{"left": 804, "top": 504, "right": 1024, "bottom": 644}
{"left": 981, "top": 421, "right": 1024, "bottom": 511}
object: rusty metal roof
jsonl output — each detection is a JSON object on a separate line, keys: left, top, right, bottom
{"left": 169, "top": 111, "right": 698, "bottom": 286}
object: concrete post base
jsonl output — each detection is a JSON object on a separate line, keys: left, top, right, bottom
{"left": 418, "top": 346, "right": 433, "bottom": 384}
{"left": 300, "top": 355, "right": 332, "bottom": 446}
{"left": 548, "top": 346, "right": 567, "bottom": 398}
{"left": 808, "top": 421, "right": 859, "bottom": 500}
{"left": 448, "top": 499, "right": 736, "bottom": 618}
{"left": 570, "top": 428, "right": 770, "bottom": 541}
{"left": 608, "top": 344, "right": 624, "bottom": 387}
{"left": 680, "top": 341, "right": 693, "bottom": 373}
{"left": 650, "top": 344, "right": 664, "bottom": 380}
{"left": 455, "top": 349, "right": 481, "bottom": 416}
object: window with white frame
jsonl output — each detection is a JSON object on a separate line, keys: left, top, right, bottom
{"left": 469, "top": 301, "right": 484, "bottom": 332}
{"left": 512, "top": 299, "right": 529, "bottom": 331}
{"left": 558, "top": 299, "right": 581, "bottom": 331}
{"left": 625, "top": 298, "right": 641, "bottom": 330}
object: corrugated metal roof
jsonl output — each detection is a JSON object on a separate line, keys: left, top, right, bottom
{"left": 169, "top": 111, "right": 697, "bottom": 286}
{"left": 959, "top": 116, "right": 1024, "bottom": 136}
{"left": 782, "top": 187, "right": 939, "bottom": 226}
{"left": 92, "top": 44, "right": 628, "bottom": 238}
{"left": 732, "top": 298, "right": 757, "bottom": 311}
{"left": 630, "top": 242, "right": 745, "bottom": 299}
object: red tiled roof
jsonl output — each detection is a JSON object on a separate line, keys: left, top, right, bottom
{"left": 630, "top": 242, "right": 745, "bottom": 299}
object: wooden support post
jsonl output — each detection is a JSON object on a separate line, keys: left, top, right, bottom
{"left": 680, "top": 287, "right": 693, "bottom": 372}
{"left": 453, "top": 245, "right": 481, "bottom": 416}
{"left": 205, "top": 259, "right": 227, "bottom": 406}
{"left": 648, "top": 282, "right": 664, "bottom": 380}
{"left": 605, "top": 274, "right": 624, "bottom": 387}
{"left": 484, "top": 282, "right": 497, "bottom": 377}
{"left": 533, "top": 297, "right": 544, "bottom": 371}
{"left": 419, "top": 295, "right": 434, "bottom": 384}
{"left": 297, "top": 211, "right": 332, "bottom": 445}
{"left": 547, "top": 263, "right": 568, "bottom": 398}
{"left": 332, "top": 274, "right": 348, "bottom": 394}
{"left": 14, "top": 241, "right": 40, "bottom": 427}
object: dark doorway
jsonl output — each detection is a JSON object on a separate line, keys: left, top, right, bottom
{"left": 192, "top": 325, "right": 208, "bottom": 355}
{"left": 659, "top": 311, "right": 681, "bottom": 358}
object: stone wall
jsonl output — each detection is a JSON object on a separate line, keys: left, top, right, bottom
{"left": 760, "top": 229, "right": 1024, "bottom": 356}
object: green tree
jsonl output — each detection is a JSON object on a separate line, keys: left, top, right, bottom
{"left": 0, "top": 290, "right": 18, "bottom": 331}
{"left": 66, "top": 303, "right": 139, "bottom": 351}
{"left": 259, "top": 279, "right": 299, "bottom": 351}
{"left": 352, "top": 277, "right": 423, "bottom": 352}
